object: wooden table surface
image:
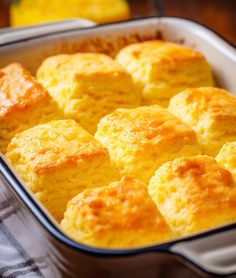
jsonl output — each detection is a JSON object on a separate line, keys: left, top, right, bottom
{"left": 0, "top": 0, "right": 235, "bottom": 45}
{"left": 162, "top": 0, "right": 236, "bottom": 46}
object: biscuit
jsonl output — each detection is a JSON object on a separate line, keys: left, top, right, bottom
{"left": 95, "top": 105, "right": 201, "bottom": 183}
{"left": 61, "top": 176, "right": 172, "bottom": 248}
{"left": 148, "top": 156, "right": 236, "bottom": 236}
{"left": 169, "top": 87, "right": 236, "bottom": 156}
{"left": 216, "top": 142, "right": 236, "bottom": 180}
{"left": 6, "top": 119, "right": 119, "bottom": 221}
{"left": 37, "top": 53, "right": 140, "bottom": 134}
{"left": 0, "top": 63, "right": 63, "bottom": 153}
{"left": 116, "top": 40, "right": 214, "bottom": 106}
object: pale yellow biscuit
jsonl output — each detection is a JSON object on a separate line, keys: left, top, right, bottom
{"left": 169, "top": 87, "right": 236, "bottom": 156}
{"left": 6, "top": 120, "right": 119, "bottom": 221}
{"left": 0, "top": 63, "right": 63, "bottom": 153}
{"left": 37, "top": 53, "right": 140, "bottom": 134}
{"left": 216, "top": 142, "right": 236, "bottom": 180}
{"left": 149, "top": 156, "right": 236, "bottom": 236}
{"left": 61, "top": 176, "right": 172, "bottom": 248}
{"left": 116, "top": 40, "right": 214, "bottom": 106}
{"left": 95, "top": 105, "right": 201, "bottom": 183}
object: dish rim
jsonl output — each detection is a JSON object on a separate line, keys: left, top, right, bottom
{"left": 0, "top": 15, "right": 235, "bottom": 48}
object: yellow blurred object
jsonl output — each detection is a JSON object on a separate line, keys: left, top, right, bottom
{"left": 10, "top": 0, "right": 130, "bottom": 27}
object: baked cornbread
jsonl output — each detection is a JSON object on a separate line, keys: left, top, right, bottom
{"left": 116, "top": 40, "right": 214, "bottom": 106}
{"left": 0, "top": 63, "right": 63, "bottom": 153}
{"left": 216, "top": 142, "right": 236, "bottom": 180}
{"left": 95, "top": 105, "right": 201, "bottom": 183}
{"left": 37, "top": 53, "right": 139, "bottom": 134}
{"left": 11, "top": 0, "right": 130, "bottom": 27}
{"left": 61, "top": 176, "right": 172, "bottom": 248}
{"left": 169, "top": 87, "right": 236, "bottom": 156}
{"left": 148, "top": 156, "right": 236, "bottom": 236}
{"left": 6, "top": 120, "right": 119, "bottom": 221}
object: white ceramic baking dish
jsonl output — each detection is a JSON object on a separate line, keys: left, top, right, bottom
{"left": 0, "top": 17, "right": 236, "bottom": 278}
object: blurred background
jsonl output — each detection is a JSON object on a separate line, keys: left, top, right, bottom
{"left": 0, "top": 0, "right": 235, "bottom": 45}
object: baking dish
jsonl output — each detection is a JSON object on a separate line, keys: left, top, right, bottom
{"left": 1, "top": 17, "right": 236, "bottom": 278}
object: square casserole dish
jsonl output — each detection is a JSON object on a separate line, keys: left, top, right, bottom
{"left": 0, "top": 17, "right": 236, "bottom": 278}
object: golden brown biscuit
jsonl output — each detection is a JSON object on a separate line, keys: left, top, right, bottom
{"left": 6, "top": 119, "right": 119, "bottom": 221}
{"left": 216, "top": 142, "right": 236, "bottom": 180}
{"left": 116, "top": 40, "right": 214, "bottom": 106}
{"left": 95, "top": 105, "right": 201, "bottom": 183}
{"left": 0, "top": 63, "right": 63, "bottom": 153}
{"left": 148, "top": 156, "right": 236, "bottom": 236}
{"left": 169, "top": 87, "right": 236, "bottom": 156}
{"left": 61, "top": 176, "right": 172, "bottom": 248}
{"left": 37, "top": 53, "right": 140, "bottom": 134}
